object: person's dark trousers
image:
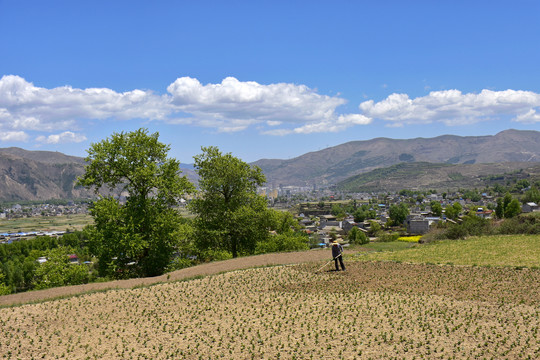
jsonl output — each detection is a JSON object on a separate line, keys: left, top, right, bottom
{"left": 334, "top": 255, "right": 346, "bottom": 271}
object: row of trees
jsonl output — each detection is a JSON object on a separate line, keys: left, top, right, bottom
{"left": 75, "top": 129, "right": 307, "bottom": 279}
{"left": 1, "top": 129, "right": 310, "bottom": 292}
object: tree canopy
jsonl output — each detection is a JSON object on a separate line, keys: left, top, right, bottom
{"left": 389, "top": 203, "right": 409, "bottom": 225}
{"left": 77, "top": 128, "right": 194, "bottom": 277}
{"left": 189, "top": 146, "right": 269, "bottom": 258}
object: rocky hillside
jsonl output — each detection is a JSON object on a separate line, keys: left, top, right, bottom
{"left": 0, "top": 148, "right": 90, "bottom": 201}
{"left": 337, "top": 161, "right": 540, "bottom": 192}
{"left": 253, "top": 129, "right": 540, "bottom": 186}
{"left": 0, "top": 148, "right": 198, "bottom": 201}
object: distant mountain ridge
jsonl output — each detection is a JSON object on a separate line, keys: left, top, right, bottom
{"left": 252, "top": 129, "right": 540, "bottom": 186}
{"left": 2, "top": 129, "right": 540, "bottom": 201}
{"left": 0, "top": 148, "right": 197, "bottom": 201}
{"left": 337, "top": 161, "right": 540, "bottom": 193}
{"left": 0, "top": 148, "right": 90, "bottom": 201}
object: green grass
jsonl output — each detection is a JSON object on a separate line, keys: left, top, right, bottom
{"left": 0, "top": 214, "right": 93, "bottom": 233}
{"left": 351, "top": 235, "right": 540, "bottom": 268}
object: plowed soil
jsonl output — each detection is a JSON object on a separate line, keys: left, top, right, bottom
{"left": 0, "top": 248, "right": 342, "bottom": 307}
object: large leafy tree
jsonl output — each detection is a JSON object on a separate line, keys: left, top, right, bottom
{"left": 389, "top": 203, "right": 409, "bottom": 225}
{"left": 189, "top": 146, "right": 268, "bottom": 258}
{"left": 77, "top": 129, "right": 194, "bottom": 278}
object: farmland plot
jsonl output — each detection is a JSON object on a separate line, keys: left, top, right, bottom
{"left": 1, "top": 262, "right": 539, "bottom": 359}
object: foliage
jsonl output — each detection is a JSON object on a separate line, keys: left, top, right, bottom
{"left": 164, "top": 257, "right": 195, "bottom": 272}
{"left": 367, "top": 220, "right": 381, "bottom": 236}
{"left": 441, "top": 215, "right": 493, "bottom": 240}
{"left": 330, "top": 204, "right": 346, "bottom": 219}
{"left": 0, "top": 272, "right": 11, "bottom": 295}
{"left": 495, "top": 212, "right": 540, "bottom": 235}
{"left": 444, "top": 202, "right": 462, "bottom": 220}
{"left": 255, "top": 233, "right": 309, "bottom": 254}
{"left": 353, "top": 205, "right": 376, "bottom": 222}
{"left": 522, "top": 186, "right": 540, "bottom": 204}
{"left": 0, "top": 232, "right": 91, "bottom": 293}
{"left": 77, "top": 128, "right": 194, "bottom": 278}
{"left": 388, "top": 203, "right": 409, "bottom": 225}
{"left": 429, "top": 201, "right": 442, "bottom": 217}
{"left": 33, "top": 247, "right": 90, "bottom": 290}
{"left": 377, "top": 232, "right": 400, "bottom": 242}
{"left": 347, "top": 226, "right": 368, "bottom": 245}
{"left": 496, "top": 192, "right": 522, "bottom": 219}
{"left": 190, "top": 146, "right": 268, "bottom": 258}
{"left": 505, "top": 198, "right": 522, "bottom": 218}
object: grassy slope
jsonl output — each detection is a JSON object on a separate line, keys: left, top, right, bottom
{"left": 352, "top": 234, "right": 540, "bottom": 268}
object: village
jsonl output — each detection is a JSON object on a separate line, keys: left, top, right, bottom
{"left": 1, "top": 185, "right": 539, "bottom": 247}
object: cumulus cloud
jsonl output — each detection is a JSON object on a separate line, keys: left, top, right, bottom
{"left": 263, "top": 113, "right": 372, "bottom": 135}
{"left": 6, "top": 74, "right": 537, "bottom": 139}
{"left": 359, "top": 89, "right": 540, "bottom": 126}
{"left": 1, "top": 75, "right": 368, "bottom": 137}
{"left": 0, "top": 75, "right": 171, "bottom": 133}
{"left": 0, "top": 131, "right": 29, "bottom": 142}
{"left": 167, "top": 76, "right": 350, "bottom": 132}
{"left": 36, "top": 131, "right": 87, "bottom": 144}
{"left": 514, "top": 109, "right": 540, "bottom": 123}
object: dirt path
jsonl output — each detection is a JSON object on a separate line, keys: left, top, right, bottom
{"left": 0, "top": 248, "right": 347, "bottom": 307}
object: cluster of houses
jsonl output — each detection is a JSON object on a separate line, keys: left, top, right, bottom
{"left": 0, "top": 202, "right": 89, "bottom": 220}
{"left": 295, "top": 196, "right": 540, "bottom": 245}
{"left": 0, "top": 230, "right": 68, "bottom": 244}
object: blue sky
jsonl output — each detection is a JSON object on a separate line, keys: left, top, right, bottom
{"left": 1, "top": 0, "right": 539, "bottom": 163}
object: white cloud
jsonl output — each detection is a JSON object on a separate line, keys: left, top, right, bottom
{"left": 514, "top": 109, "right": 540, "bottom": 123}
{"left": 1, "top": 75, "right": 364, "bottom": 136}
{"left": 166, "top": 76, "right": 349, "bottom": 132}
{"left": 0, "top": 75, "right": 171, "bottom": 133}
{"left": 263, "top": 113, "right": 372, "bottom": 135}
{"left": 0, "top": 131, "right": 29, "bottom": 142}
{"left": 359, "top": 89, "right": 540, "bottom": 126}
{"left": 6, "top": 75, "right": 537, "bottom": 138}
{"left": 36, "top": 131, "right": 87, "bottom": 144}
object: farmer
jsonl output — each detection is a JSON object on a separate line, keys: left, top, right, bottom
{"left": 331, "top": 239, "right": 346, "bottom": 271}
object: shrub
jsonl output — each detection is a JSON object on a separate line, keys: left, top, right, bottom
{"left": 196, "top": 249, "right": 233, "bottom": 262}
{"left": 377, "top": 232, "right": 400, "bottom": 242}
{"left": 165, "top": 257, "right": 194, "bottom": 272}
{"left": 496, "top": 213, "right": 540, "bottom": 235}
{"left": 348, "top": 227, "right": 369, "bottom": 245}
{"left": 255, "top": 234, "right": 309, "bottom": 254}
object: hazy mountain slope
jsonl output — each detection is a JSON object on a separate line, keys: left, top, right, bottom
{"left": 253, "top": 130, "right": 540, "bottom": 185}
{"left": 337, "top": 161, "right": 540, "bottom": 192}
{"left": 0, "top": 147, "right": 86, "bottom": 165}
{"left": 0, "top": 148, "right": 198, "bottom": 201}
{"left": 0, "top": 152, "right": 90, "bottom": 201}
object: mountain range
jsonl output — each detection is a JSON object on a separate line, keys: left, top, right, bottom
{"left": 253, "top": 129, "right": 540, "bottom": 186}
{"left": 1, "top": 129, "right": 540, "bottom": 201}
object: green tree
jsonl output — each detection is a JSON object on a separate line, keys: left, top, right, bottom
{"left": 33, "top": 247, "right": 89, "bottom": 290}
{"left": 430, "top": 201, "right": 443, "bottom": 217}
{"left": 353, "top": 208, "right": 367, "bottom": 223}
{"left": 77, "top": 128, "right": 194, "bottom": 277}
{"left": 368, "top": 220, "right": 381, "bottom": 236}
{"left": 0, "top": 272, "right": 11, "bottom": 295}
{"left": 505, "top": 198, "right": 522, "bottom": 218}
{"left": 331, "top": 204, "right": 346, "bottom": 220}
{"left": 347, "top": 226, "right": 368, "bottom": 245}
{"left": 445, "top": 202, "right": 462, "bottom": 220}
{"left": 389, "top": 203, "right": 409, "bottom": 225}
{"left": 189, "top": 146, "right": 268, "bottom": 258}
{"left": 522, "top": 186, "right": 540, "bottom": 204}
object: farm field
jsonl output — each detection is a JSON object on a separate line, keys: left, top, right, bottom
{"left": 358, "top": 234, "right": 540, "bottom": 268}
{"left": 0, "top": 214, "right": 93, "bottom": 234}
{"left": 1, "top": 236, "right": 539, "bottom": 359}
